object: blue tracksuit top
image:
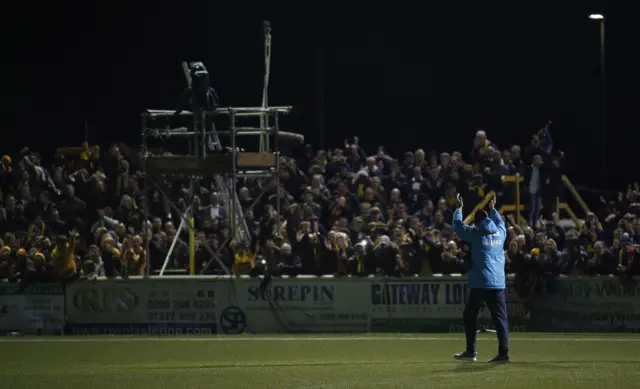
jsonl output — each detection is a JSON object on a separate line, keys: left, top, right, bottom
{"left": 452, "top": 208, "right": 506, "bottom": 289}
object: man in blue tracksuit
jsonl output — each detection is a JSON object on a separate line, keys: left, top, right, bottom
{"left": 452, "top": 194, "right": 510, "bottom": 362}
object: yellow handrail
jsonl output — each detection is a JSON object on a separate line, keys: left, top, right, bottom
{"left": 512, "top": 174, "right": 523, "bottom": 225}
{"left": 55, "top": 141, "right": 99, "bottom": 155}
{"left": 463, "top": 191, "right": 495, "bottom": 224}
{"left": 460, "top": 174, "right": 587, "bottom": 226}
{"left": 502, "top": 175, "right": 524, "bottom": 184}
{"left": 561, "top": 175, "right": 590, "bottom": 215}
{"left": 558, "top": 203, "right": 581, "bottom": 226}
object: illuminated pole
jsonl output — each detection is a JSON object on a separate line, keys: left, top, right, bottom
{"left": 589, "top": 14, "right": 606, "bottom": 188}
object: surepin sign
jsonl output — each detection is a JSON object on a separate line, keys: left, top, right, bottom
{"left": 73, "top": 287, "right": 139, "bottom": 314}
{"left": 247, "top": 284, "right": 334, "bottom": 303}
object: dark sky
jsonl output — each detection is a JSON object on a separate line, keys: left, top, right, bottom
{"left": 5, "top": 0, "right": 635, "bottom": 188}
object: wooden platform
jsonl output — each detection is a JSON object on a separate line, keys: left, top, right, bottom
{"left": 237, "top": 152, "right": 276, "bottom": 169}
{"left": 145, "top": 152, "right": 276, "bottom": 175}
{"left": 145, "top": 154, "right": 233, "bottom": 174}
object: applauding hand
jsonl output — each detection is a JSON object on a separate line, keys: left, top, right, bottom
{"left": 455, "top": 193, "right": 464, "bottom": 209}
{"left": 487, "top": 194, "right": 497, "bottom": 211}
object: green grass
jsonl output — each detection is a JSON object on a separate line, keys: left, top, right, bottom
{"left": 1, "top": 333, "right": 639, "bottom": 389}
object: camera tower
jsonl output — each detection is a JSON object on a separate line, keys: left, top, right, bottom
{"left": 140, "top": 21, "right": 302, "bottom": 276}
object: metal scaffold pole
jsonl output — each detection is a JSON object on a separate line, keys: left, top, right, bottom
{"left": 230, "top": 109, "right": 238, "bottom": 241}
{"left": 141, "top": 113, "right": 150, "bottom": 277}
{"left": 260, "top": 20, "right": 272, "bottom": 153}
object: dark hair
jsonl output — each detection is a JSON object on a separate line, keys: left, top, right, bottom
{"left": 474, "top": 209, "right": 488, "bottom": 223}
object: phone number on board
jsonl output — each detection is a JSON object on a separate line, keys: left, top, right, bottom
{"left": 147, "top": 311, "right": 216, "bottom": 322}
{"left": 147, "top": 300, "right": 216, "bottom": 310}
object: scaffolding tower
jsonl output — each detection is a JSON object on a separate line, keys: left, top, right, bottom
{"left": 142, "top": 107, "right": 294, "bottom": 275}
{"left": 140, "top": 22, "right": 302, "bottom": 276}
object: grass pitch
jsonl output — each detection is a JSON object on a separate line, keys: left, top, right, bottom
{"left": 1, "top": 333, "right": 639, "bottom": 389}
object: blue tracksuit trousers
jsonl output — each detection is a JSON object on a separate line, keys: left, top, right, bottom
{"left": 464, "top": 288, "right": 509, "bottom": 356}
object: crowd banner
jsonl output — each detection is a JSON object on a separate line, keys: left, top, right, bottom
{"left": 65, "top": 277, "right": 218, "bottom": 335}
{"left": 214, "top": 277, "right": 371, "bottom": 334}
{"left": 530, "top": 277, "right": 640, "bottom": 332}
{"left": 0, "top": 284, "right": 64, "bottom": 334}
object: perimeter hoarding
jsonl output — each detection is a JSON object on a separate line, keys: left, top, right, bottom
{"left": 369, "top": 278, "right": 529, "bottom": 332}
{"left": 215, "top": 278, "right": 371, "bottom": 334}
{"left": 0, "top": 284, "right": 64, "bottom": 334}
{"left": 61, "top": 276, "right": 640, "bottom": 335}
{"left": 65, "top": 279, "right": 218, "bottom": 335}
{"left": 530, "top": 277, "right": 640, "bottom": 332}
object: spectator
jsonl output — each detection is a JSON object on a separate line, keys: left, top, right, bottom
{"left": 616, "top": 233, "right": 640, "bottom": 276}
{"left": 526, "top": 155, "right": 544, "bottom": 227}
{"left": 81, "top": 245, "right": 106, "bottom": 279}
{"left": 585, "top": 241, "right": 617, "bottom": 276}
{"left": 471, "top": 130, "right": 498, "bottom": 171}
{"left": 50, "top": 232, "right": 78, "bottom": 282}
{"left": 1, "top": 121, "right": 638, "bottom": 288}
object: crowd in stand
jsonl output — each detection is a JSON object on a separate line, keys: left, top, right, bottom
{"left": 1, "top": 123, "right": 639, "bottom": 289}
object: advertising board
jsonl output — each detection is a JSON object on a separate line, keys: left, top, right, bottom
{"left": 215, "top": 278, "right": 371, "bottom": 333}
{"left": 531, "top": 278, "right": 640, "bottom": 332}
{"left": 65, "top": 279, "right": 218, "bottom": 335}
{"left": 370, "top": 278, "right": 528, "bottom": 332}
{"left": 0, "top": 284, "right": 64, "bottom": 334}
{"left": 54, "top": 276, "right": 640, "bottom": 335}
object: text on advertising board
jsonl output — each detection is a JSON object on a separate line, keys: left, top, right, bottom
{"left": 74, "top": 287, "right": 138, "bottom": 313}
{"left": 371, "top": 282, "right": 467, "bottom": 305}
{"left": 67, "top": 282, "right": 217, "bottom": 325}
{"left": 248, "top": 285, "right": 333, "bottom": 303}
{"left": 0, "top": 284, "right": 65, "bottom": 334}
{"left": 554, "top": 279, "right": 640, "bottom": 301}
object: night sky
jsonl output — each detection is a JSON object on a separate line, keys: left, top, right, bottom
{"left": 5, "top": 0, "right": 635, "bottom": 189}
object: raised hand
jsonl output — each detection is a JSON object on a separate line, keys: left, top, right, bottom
{"left": 455, "top": 193, "right": 464, "bottom": 209}
{"left": 487, "top": 194, "right": 497, "bottom": 210}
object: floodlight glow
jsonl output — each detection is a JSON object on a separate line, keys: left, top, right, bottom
{"left": 589, "top": 14, "right": 604, "bottom": 20}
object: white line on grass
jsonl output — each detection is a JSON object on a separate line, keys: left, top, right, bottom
{"left": 1, "top": 336, "right": 640, "bottom": 343}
